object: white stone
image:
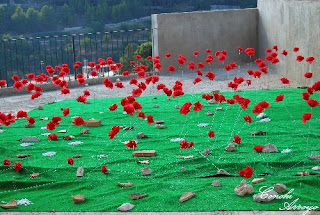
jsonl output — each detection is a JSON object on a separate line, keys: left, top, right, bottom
{"left": 170, "top": 138, "right": 184, "bottom": 142}
{"left": 197, "top": 123, "right": 209, "bottom": 127}
{"left": 41, "top": 133, "right": 51, "bottom": 136}
{"left": 68, "top": 141, "right": 83, "bottom": 145}
{"left": 253, "top": 190, "right": 278, "bottom": 202}
{"left": 234, "top": 180, "right": 254, "bottom": 196}
{"left": 257, "top": 113, "right": 267, "bottom": 119}
{"left": 20, "top": 143, "right": 34, "bottom": 147}
{"left": 274, "top": 184, "right": 286, "bottom": 193}
{"left": 258, "top": 118, "right": 271, "bottom": 122}
{"left": 42, "top": 151, "right": 56, "bottom": 157}
{"left": 225, "top": 143, "right": 235, "bottom": 152}
{"left": 281, "top": 148, "right": 292, "bottom": 153}
{"left": 211, "top": 180, "right": 221, "bottom": 187}
{"left": 252, "top": 178, "right": 265, "bottom": 184}
{"left": 312, "top": 166, "right": 320, "bottom": 171}
{"left": 117, "top": 203, "right": 134, "bottom": 212}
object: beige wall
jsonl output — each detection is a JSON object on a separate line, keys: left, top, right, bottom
{"left": 152, "top": 9, "right": 258, "bottom": 73}
{"left": 258, "top": 0, "right": 320, "bottom": 86}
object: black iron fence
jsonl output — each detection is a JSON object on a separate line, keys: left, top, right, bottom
{"left": 0, "top": 28, "right": 151, "bottom": 87}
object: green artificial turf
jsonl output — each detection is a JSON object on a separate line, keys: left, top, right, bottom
{"left": 0, "top": 88, "right": 320, "bottom": 212}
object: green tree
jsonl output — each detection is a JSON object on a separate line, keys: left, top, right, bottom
{"left": 84, "top": 5, "right": 95, "bottom": 24}
{"left": 11, "top": 6, "right": 27, "bottom": 33}
{"left": 0, "top": 6, "right": 5, "bottom": 33}
{"left": 40, "top": 5, "right": 57, "bottom": 31}
{"left": 88, "top": 21, "right": 104, "bottom": 33}
{"left": 134, "top": 41, "right": 152, "bottom": 71}
{"left": 119, "top": 42, "right": 138, "bottom": 73}
{"left": 60, "top": 3, "right": 74, "bottom": 26}
{"left": 26, "top": 7, "right": 41, "bottom": 32}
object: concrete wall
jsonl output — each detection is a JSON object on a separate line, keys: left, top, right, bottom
{"left": 258, "top": 0, "right": 320, "bottom": 86}
{"left": 152, "top": 9, "right": 258, "bottom": 73}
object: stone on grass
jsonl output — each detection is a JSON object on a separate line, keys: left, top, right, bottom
{"left": 205, "top": 111, "right": 214, "bottom": 116}
{"left": 253, "top": 190, "right": 278, "bottom": 203}
{"left": 175, "top": 105, "right": 180, "bottom": 109}
{"left": 308, "top": 155, "right": 320, "bottom": 161}
{"left": 71, "top": 194, "right": 85, "bottom": 203}
{"left": 80, "top": 129, "right": 89, "bottom": 134}
{"left": 129, "top": 193, "right": 148, "bottom": 200}
{"left": 136, "top": 160, "right": 149, "bottom": 164}
{"left": 216, "top": 169, "right": 230, "bottom": 176}
{"left": 117, "top": 182, "right": 133, "bottom": 187}
{"left": 153, "top": 104, "right": 159, "bottom": 108}
{"left": 179, "top": 192, "right": 196, "bottom": 203}
{"left": 211, "top": 180, "right": 221, "bottom": 187}
{"left": 181, "top": 167, "right": 186, "bottom": 171}
{"left": 274, "top": 184, "right": 286, "bottom": 193}
{"left": 73, "top": 154, "right": 82, "bottom": 158}
{"left": 16, "top": 154, "right": 32, "bottom": 158}
{"left": 257, "top": 113, "right": 267, "bottom": 119}
{"left": 225, "top": 143, "right": 235, "bottom": 152}
{"left": 38, "top": 106, "right": 43, "bottom": 110}
{"left": 1, "top": 200, "right": 18, "bottom": 209}
{"left": 118, "top": 203, "right": 134, "bottom": 212}
{"left": 203, "top": 148, "right": 211, "bottom": 155}
{"left": 137, "top": 132, "right": 148, "bottom": 139}
{"left": 155, "top": 124, "right": 166, "bottom": 129}
{"left": 141, "top": 167, "right": 152, "bottom": 176}
{"left": 250, "top": 130, "right": 267, "bottom": 136}
{"left": 21, "top": 137, "right": 39, "bottom": 142}
{"left": 30, "top": 173, "right": 40, "bottom": 178}
{"left": 208, "top": 100, "right": 217, "bottom": 104}
{"left": 262, "top": 144, "right": 278, "bottom": 153}
{"left": 234, "top": 180, "right": 254, "bottom": 196}
{"left": 216, "top": 107, "right": 223, "bottom": 111}
{"left": 24, "top": 123, "right": 34, "bottom": 128}
{"left": 154, "top": 120, "right": 165, "bottom": 124}
{"left": 251, "top": 178, "right": 265, "bottom": 184}
{"left": 76, "top": 167, "right": 84, "bottom": 177}
{"left": 312, "top": 166, "right": 320, "bottom": 171}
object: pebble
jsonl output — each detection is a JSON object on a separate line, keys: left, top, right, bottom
{"left": 63, "top": 135, "right": 75, "bottom": 140}
{"left": 21, "top": 137, "right": 39, "bottom": 142}
{"left": 30, "top": 173, "right": 40, "bottom": 178}
{"left": 225, "top": 143, "right": 235, "bottom": 152}
{"left": 71, "top": 194, "right": 85, "bottom": 203}
{"left": 73, "top": 154, "right": 82, "bottom": 158}
{"left": 129, "top": 193, "right": 148, "bottom": 200}
{"left": 234, "top": 180, "right": 254, "bottom": 196}
{"left": 38, "top": 106, "right": 43, "bottom": 110}
{"left": 17, "top": 198, "right": 34, "bottom": 206}
{"left": 58, "top": 130, "right": 67, "bottom": 133}
{"left": 257, "top": 113, "right": 267, "bottom": 119}
{"left": 216, "top": 169, "right": 230, "bottom": 176}
{"left": 16, "top": 154, "right": 32, "bottom": 158}
{"left": 216, "top": 107, "right": 223, "bottom": 111}
{"left": 153, "top": 104, "right": 159, "bottom": 108}
{"left": 170, "top": 138, "right": 184, "bottom": 142}
{"left": 274, "top": 184, "right": 286, "bottom": 193}
{"left": 297, "top": 171, "right": 309, "bottom": 176}
{"left": 118, "top": 203, "right": 134, "bottom": 212}
{"left": 211, "top": 180, "right": 221, "bottom": 187}
{"left": 250, "top": 130, "right": 267, "bottom": 136}
{"left": 20, "top": 143, "right": 34, "bottom": 147}
{"left": 208, "top": 100, "right": 217, "bottom": 104}
{"left": 177, "top": 155, "right": 193, "bottom": 159}
{"left": 155, "top": 124, "right": 166, "bottom": 129}
{"left": 137, "top": 132, "right": 148, "bottom": 139}
{"left": 24, "top": 123, "right": 34, "bottom": 128}
{"left": 141, "top": 167, "right": 152, "bottom": 176}
{"left": 117, "top": 182, "right": 133, "bottom": 187}
{"left": 42, "top": 151, "right": 56, "bottom": 157}
{"left": 262, "top": 143, "right": 278, "bottom": 153}
{"left": 40, "top": 117, "right": 48, "bottom": 120}
{"left": 80, "top": 129, "right": 90, "bottom": 134}
{"left": 197, "top": 123, "right": 209, "bottom": 127}
{"left": 136, "top": 160, "right": 149, "bottom": 164}
{"left": 251, "top": 178, "right": 265, "bottom": 184}
{"left": 179, "top": 192, "right": 196, "bottom": 203}
{"left": 203, "top": 148, "right": 211, "bottom": 155}
{"left": 76, "top": 167, "right": 84, "bottom": 177}
{"left": 308, "top": 155, "right": 320, "bottom": 161}
{"left": 205, "top": 111, "right": 214, "bottom": 116}
{"left": 154, "top": 120, "right": 165, "bottom": 124}
{"left": 312, "top": 166, "right": 320, "bottom": 171}
{"left": 0, "top": 129, "right": 5, "bottom": 133}
{"left": 281, "top": 148, "right": 292, "bottom": 153}
{"left": 253, "top": 190, "right": 278, "bottom": 202}
{"left": 68, "top": 141, "right": 83, "bottom": 146}
{"left": 258, "top": 118, "right": 271, "bottom": 123}
{"left": 181, "top": 167, "right": 186, "bottom": 171}
{"left": 123, "top": 126, "right": 134, "bottom": 130}
{"left": 174, "top": 105, "right": 180, "bottom": 109}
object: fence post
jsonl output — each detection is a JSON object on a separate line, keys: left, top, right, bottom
{"left": 72, "top": 34, "right": 76, "bottom": 78}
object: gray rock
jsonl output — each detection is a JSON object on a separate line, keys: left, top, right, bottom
{"left": 312, "top": 166, "right": 320, "bottom": 171}
{"left": 129, "top": 193, "right": 148, "bottom": 200}
{"left": 174, "top": 105, "right": 180, "bottom": 109}
{"left": 80, "top": 129, "right": 89, "bottom": 134}
{"left": 205, "top": 111, "right": 214, "bottom": 116}
{"left": 308, "top": 155, "right": 320, "bottom": 161}
{"left": 24, "top": 123, "right": 34, "bottom": 128}
{"left": 179, "top": 192, "right": 196, "bottom": 203}
{"left": 211, "top": 180, "right": 221, "bottom": 187}
{"left": 38, "top": 106, "right": 43, "bottom": 110}
{"left": 141, "top": 167, "right": 152, "bottom": 176}
{"left": 262, "top": 143, "right": 278, "bottom": 153}
{"left": 117, "top": 203, "right": 134, "bottom": 212}
{"left": 21, "top": 136, "right": 40, "bottom": 142}
{"left": 203, "top": 148, "right": 211, "bottom": 155}
{"left": 225, "top": 143, "right": 235, "bottom": 152}
{"left": 181, "top": 167, "right": 186, "bottom": 171}
{"left": 251, "top": 178, "right": 265, "bottom": 184}
{"left": 76, "top": 167, "right": 84, "bottom": 177}
{"left": 123, "top": 126, "right": 134, "bottom": 130}
{"left": 235, "top": 180, "right": 254, "bottom": 196}
{"left": 155, "top": 124, "right": 167, "bottom": 129}
{"left": 274, "top": 184, "right": 286, "bottom": 193}
{"left": 253, "top": 190, "right": 278, "bottom": 202}
{"left": 73, "top": 154, "right": 82, "bottom": 158}
{"left": 216, "top": 169, "right": 230, "bottom": 175}
{"left": 250, "top": 130, "right": 267, "bottom": 136}
{"left": 154, "top": 120, "right": 165, "bottom": 124}
{"left": 137, "top": 132, "right": 148, "bottom": 139}
{"left": 208, "top": 99, "right": 217, "bottom": 104}
{"left": 153, "top": 104, "right": 159, "bottom": 108}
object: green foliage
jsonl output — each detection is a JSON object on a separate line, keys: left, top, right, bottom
{"left": 135, "top": 41, "right": 153, "bottom": 71}
{"left": 26, "top": 7, "right": 41, "bottom": 32}
{"left": 119, "top": 42, "right": 138, "bottom": 73}
{"left": 11, "top": 6, "right": 27, "bottom": 34}
{"left": 87, "top": 21, "right": 105, "bottom": 33}
{"left": 40, "top": 5, "right": 57, "bottom": 31}
{"left": 60, "top": 4, "right": 74, "bottom": 26}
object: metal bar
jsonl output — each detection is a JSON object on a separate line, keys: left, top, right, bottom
{"left": 20, "top": 38, "right": 25, "bottom": 76}
{"left": 37, "top": 37, "right": 41, "bottom": 74}
{"left": 72, "top": 34, "right": 76, "bottom": 78}
{"left": 14, "top": 39, "right": 19, "bottom": 77}
{"left": 2, "top": 40, "right": 8, "bottom": 86}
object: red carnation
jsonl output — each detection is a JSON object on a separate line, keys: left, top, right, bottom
{"left": 281, "top": 77, "right": 290, "bottom": 84}
{"left": 63, "top": 108, "right": 69, "bottom": 117}
{"left": 147, "top": 115, "right": 154, "bottom": 125}
{"left": 302, "top": 92, "right": 310, "bottom": 100}
{"left": 122, "top": 71, "right": 130, "bottom": 76}
{"left": 101, "top": 165, "right": 109, "bottom": 174}
{"left": 275, "top": 94, "right": 285, "bottom": 102}
{"left": 108, "top": 125, "right": 120, "bottom": 140}
{"left": 193, "top": 77, "right": 202, "bottom": 85}
{"left": 83, "top": 90, "right": 90, "bottom": 97}
{"left": 253, "top": 145, "right": 264, "bottom": 153}
{"left": 126, "top": 140, "right": 137, "bottom": 150}
{"left": 17, "top": 110, "right": 28, "bottom": 119}
{"left": 243, "top": 115, "right": 252, "bottom": 123}
{"left": 238, "top": 166, "right": 253, "bottom": 179}
{"left": 296, "top": 55, "right": 304, "bottom": 62}
{"left": 109, "top": 104, "right": 118, "bottom": 111}
{"left": 46, "top": 121, "right": 56, "bottom": 131}
{"left": 13, "top": 81, "right": 23, "bottom": 91}
{"left": 281, "top": 50, "right": 288, "bottom": 56}
{"left": 90, "top": 70, "right": 98, "bottom": 77}
{"left": 61, "top": 88, "right": 70, "bottom": 95}
{"left": 304, "top": 72, "right": 313, "bottom": 78}
{"left": 179, "top": 102, "right": 192, "bottom": 115}
{"left": 232, "top": 135, "right": 242, "bottom": 144}
{"left": 168, "top": 65, "right": 176, "bottom": 72}
{"left": 205, "top": 71, "right": 215, "bottom": 81}
{"left": 302, "top": 112, "right": 312, "bottom": 124}
{"left": 293, "top": 47, "right": 299, "bottom": 52}
{"left": 205, "top": 49, "right": 212, "bottom": 53}
{"left": 208, "top": 130, "right": 215, "bottom": 138}
{"left": 0, "top": 80, "right": 6, "bottom": 87}
{"left": 3, "top": 159, "right": 10, "bottom": 165}
{"left": 306, "top": 56, "right": 315, "bottom": 64}
{"left": 180, "top": 140, "right": 194, "bottom": 149}
{"left": 76, "top": 95, "right": 87, "bottom": 103}
{"left": 13, "top": 161, "right": 23, "bottom": 172}
{"left": 48, "top": 133, "right": 58, "bottom": 140}
{"left": 165, "top": 53, "right": 172, "bottom": 58}
{"left": 67, "top": 157, "right": 74, "bottom": 166}
{"left": 72, "top": 117, "right": 85, "bottom": 126}
{"left": 307, "top": 99, "right": 319, "bottom": 108}
{"left": 193, "top": 51, "right": 199, "bottom": 56}
{"left": 193, "top": 101, "right": 203, "bottom": 112}
{"left": 27, "top": 117, "right": 35, "bottom": 125}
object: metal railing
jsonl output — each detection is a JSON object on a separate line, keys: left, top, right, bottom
{"left": 0, "top": 28, "right": 151, "bottom": 87}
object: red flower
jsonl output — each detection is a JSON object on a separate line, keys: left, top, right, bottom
{"left": 296, "top": 55, "right": 304, "bottom": 62}
{"left": 168, "top": 65, "right": 176, "bottom": 72}
{"left": 101, "top": 165, "right": 109, "bottom": 174}
{"left": 302, "top": 92, "right": 310, "bottom": 100}
{"left": 232, "top": 135, "right": 242, "bottom": 144}
{"left": 3, "top": 159, "right": 10, "bottom": 165}
{"left": 197, "top": 62, "right": 205, "bottom": 69}
{"left": 137, "top": 111, "right": 146, "bottom": 119}
{"left": 163, "top": 88, "right": 172, "bottom": 97}
{"left": 95, "top": 64, "right": 101, "bottom": 70}
{"left": 51, "top": 116, "right": 62, "bottom": 125}
{"left": 205, "top": 49, "right": 212, "bottom": 53}
{"left": 179, "top": 102, "right": 192, "bottom": 115}
{"left": 227, "top": 99, "right": 236, "bottom": 104}
{"left": 147, "top": 115, "right": 154, "bottom": 124}
{"left": 245, "top": 48, "right": 255, "bottom": 56}
{"left": 165, "top": 53, "right": 172, "bottom": 58}
{"left": 273, "top": 45, "right": 278, "bottom": 52}
{"left": 224, "top": 64, "right": 233, "bottom": 71}
{"left": 306, "top": 56, "right": 315, "bottom": 64}
{"left": 275, "top": 94, "right": 285, "bottom": 102}
{"left": 302, "top": 112, "right": 312, "bottom": 124}
{"left": 88, "top": 61, "right": 95, "bottom": 68}
{"left": 76, "top": 95, "right": 87, "bottom": 103}
{"left": 215, "top": 51, "right": 220, "bottom": 57}
{"left": 177, "top": 54, "right": 187, "bottom": 65}
{"left": 243, "top": 115, "right": 252, "bottom": 123}
{"left": 63, "top": 108, "right": 69, "bottom": 117}
{"left": 48, "top": 133, "right": 58, "bottom": 140}
{"left": 126, "top": 140, "right": 137, "bottom": 149}
{"left": 122, "top": 71, "right": 130, "bottom": 76}
{"left": 202, "top": 93, "right": 213, "bottom": 100}
{"left": 281, "top": 77, "right": 290, "bottom": 84}
{"left": 27, "top": 73, "right": 36, "bottom": 80}
{"left": 132, "top": 88, "right": 143, "bottom": 97}
{"left": 180, "top": 140, "right": 194, "bottom": 149}
{"left": 281, "top": 50, "right": 288, "bottom": 56}
{"left": 103, "top": 78, "right": 113, "bottom": 89}
{"left": 208, "top": 130, "right": 215, "bottom": 138}
{"left": 218, "top": 54, "right": 227, "bottom": 62}
{"left": 312, "top": 81, "right": 320, "bottom": 91}
{"left": 27, "top": 117, "right": 35, "bottom": 124}
{"left": 46, "top": 121, "right": 56, "bottom": 131}
{"left": 0, "top": 80, "right": 6, "bottom": 87}
{"left": 67, "top": 157, "right": 74, "bottom": 166}
{"left": 90, "top": 70, "right": 98, "bottom": 77}
{"left": 193, "top": 51, "right": 199, "bottom": 56}
{"left": 61, "top": 88, "right": 70, "bottom": 95}
{"left": 136, "top": 55, "right": 142, "bottom": 60}
{"left": 13, "top": 81, "right": 23, "bottom": 91}
{"left": 109, "top": 104, "right": 118, "bottom": 111}
{"left": 17, "top": 110, "right": 28, "bottom": 118}
{"left": 265, "top": 48, "right": 272, "bottom": 53}
{"left": 237, "top": 47, "right": 243, "bottom": 52}
{"left": 205, "top": 71, "right": 215, "bottom": 81}
{"left": 108, "top": 125, "right": 120, "bottom": 140}
{"left": 304, "top": 72, "right": 313, "bottom": 78}
{"left": 12, "top": 75, "right": 20, "bottom": 82}
{"left": 253, "top": 145, "right": 264, "bottom": 153}
{"left": 238, "top": 166, "right": 253, "bottom": 178}
{"left": 77, "top": 78, "right": 86, "bottom": 85}
{"left": 173, "top": 90, "right": 184, "bottom": 98}
{"left": 246, "top": 79, "right": 251, "bottom": 86}
{"left": 247, "top": 69, "right": 253, "bottom": 76}
{"left": 196, "top": 70, "right": 203, "bottom": 76}
{"left": 13, "top": 161, "right": 23, "bottom": 172}
{"left": 307, "top": 99, "right": 319, "bottom": 108}
{"left": 83, "top": 90, "right": 90, "bottom": 97}
{"left": 253, "top": 71, "right": 262, "bottom": 78}
{"left": 193, "top": 101, "right": 203, "bottom": 112}
{"left": 193, "top": 77, "right": 202, "bottom": 85}
{"left": 72, "top": 117, "right": 85, "bottom": 126}
{"left": 293, "top": 47, "right": 299, "bottom": 52}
